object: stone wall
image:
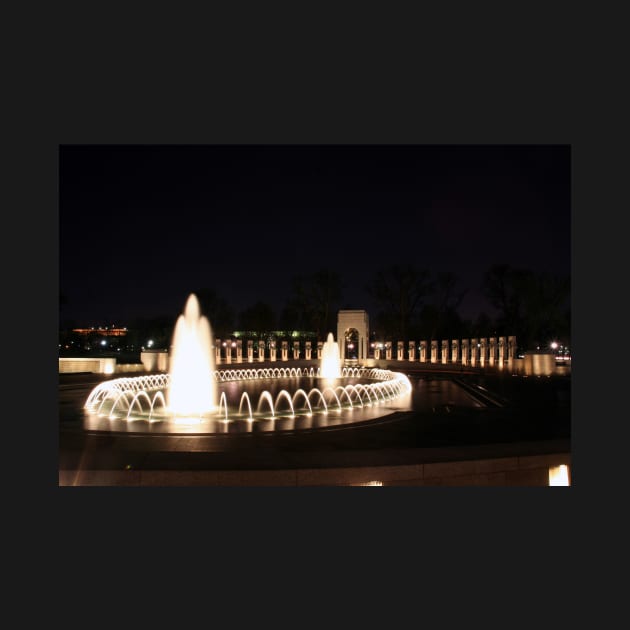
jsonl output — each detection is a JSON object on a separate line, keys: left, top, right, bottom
{"left": 59, "top": 357, "right": 116, "bottom": 374}
{"left": 59, "top": 451, "right": 571, "bottom": 487}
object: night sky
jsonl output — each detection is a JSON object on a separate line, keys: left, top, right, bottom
{"left": 59, "top": 144, "right": 570, "bottom": 327}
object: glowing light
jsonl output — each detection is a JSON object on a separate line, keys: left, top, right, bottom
{"left": 167, "top": 294, "right": 216, "bottom": 416}
{"left": 549, "top": 464, "right": 570, "bottom": 486}
{"left": 320, "top": 332, "right": 341, "bottom": 379}
{"left": 83, "top": 295, "right": 413, "bottom": 431}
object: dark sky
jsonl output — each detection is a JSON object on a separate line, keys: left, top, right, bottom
{"left": 59, "top": 144, "right": 570, "bottom": 327}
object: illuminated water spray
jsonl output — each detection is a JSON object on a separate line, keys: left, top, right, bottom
{"left": 167, "top": 293, "right": 216, "bottom": 416}
{"left": 84, "top": 294, "right": 412, "bottom": 432}
{"left": 320, "top": 332, "right": 341, "bottom": 379}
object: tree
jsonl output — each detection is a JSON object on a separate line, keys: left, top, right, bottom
{"left": 132, "top": 316, "right": 173, "bottom": 350}
{"left": 284, "top": 268, "right": 342, "bottom": 338}
{"left": 193, "top": 287, "right": 235, "bottom": 338}
{"left": 515, "top": 270, "right": 570, "bottom": 349}
{"left": 481, "top": 264, "right": 570, "bottom": 351}
{"left": 308, "top": 268, "right": 343, "bottom": 337}
{"left": 366, "top": 264, "right": 432, "bottom": 341}
{"left": 238, "top": 301, "right": 276, "bottom": 334}
{"left": 468, "top": 311, "right": 495, "bottom": 338}
{"left": 417, "top": 271, "right": 467, "bottom": 340}
{"left": 481, "top": 264, "right": 522, "bottom": 334}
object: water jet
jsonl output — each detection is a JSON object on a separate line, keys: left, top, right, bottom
{"left": 320, "top": 332, "right": 341, "bottom": 379}
{"left": 83, "top": 294, "right": 412, "bottom": 434}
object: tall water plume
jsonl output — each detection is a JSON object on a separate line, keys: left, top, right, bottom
{"left": 167, "top": 293, "right": 216, "bottom": 416}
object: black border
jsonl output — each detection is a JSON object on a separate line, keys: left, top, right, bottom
{"left": 18, "top": 13, "right": 612, "bottom": 608}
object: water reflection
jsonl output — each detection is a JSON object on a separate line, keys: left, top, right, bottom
{"left": 82, "top": 376, "right": 478, "bottom": 436}
{"left": 83, "top": 399, "right": 400, "bottom": 435}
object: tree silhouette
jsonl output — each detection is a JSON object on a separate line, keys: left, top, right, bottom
{"left": 193, "top": 287, "right": 235, "bottom": 338}
{"left": 284, "top": 268, "right": 342, "bottom": 338}
{"left": 366, "top": 264, "right": 432, "bottom": 342}
{"left": 238, "top": 300, "right": 276, "bottom": 334}
{"left": 418, "top": 271, "right": 467, "bottom": 340}
{"left": 481, "top": 264, "right": 570, "bottom": 351}
{"left": 309, "top": 268, "right": 342, "bottom": 337}
{"left": 481, "top": 264, "right": 522, "bottom": 333}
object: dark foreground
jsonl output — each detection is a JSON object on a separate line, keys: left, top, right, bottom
{"left": 58, "top": 367, "right": 571, "bottom": 486}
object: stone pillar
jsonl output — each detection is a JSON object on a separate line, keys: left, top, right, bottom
{"left": 441, "top": 340, "right": 449, "bottom": 364}
{"left": 305, "top": 341, "right": 312, "bottom": 360}
{"left": 498, "top": 336, "right": 506, "bottom": 366}
{"left": 461, "top": 339, "right": 469, "bottom": 366}
{"left": 479, "top": 338, "right": 488, "bottom": 367}
{"left": 258, "top": 340, "right": 265, "bottom": 362}
{"left": 385, "top": 342, "right": 392, "bottom": 360}
{"left": 270, "top": 341, "right": 277, "bottom": 362}
{"left": 507, "top": 335, "right": 517, "bottom": 370}
{"left": 430, "top": 340, "right": 438, "bottom": 363}
{"left": 489, "top": 337, "right": 497, "bottom": 367}
{"left": 374, "top": 345, "right": 381, "bottom": 360}
{"left": 247, "top": 339, "right": 253, "bottom": 363}
{"left": 451, "top": 339, "right": 459, "bottom": 364}
{"left": 293, "top": 341, "right": 300, "bottom": 360}
{"left": 236, "top": 339, "right": 243, "bottom": 363}
{"left": 408, "top": 341, "right": 415, "bottom": 362}
{"left": 360, "top": 335, "right": 367, "bottom": 361}
{"left": 215, "top": 339, "right": 221, "bottom": 364}
{"left": 317, "top": 341, "right": 323, "bottom": 360}
{"left": 281, "top": 340, "right": 288, "bottom": 361}
{"left": 508, "top": 336, "right": 516, "bottom": 360}
{"left": 507, "top": 335, "right": 516, "bottom": 372}
{"left": 470, "top": 338, "right": 478, "bottom": 367}
{"left": 420, "top": 340, "right": 427, "bottom": 363}
{"left": 225, "top": 341, "right": 232, "bottom": 364}
{"left": 397, "top": 341, "right": 404, "bottom": 360}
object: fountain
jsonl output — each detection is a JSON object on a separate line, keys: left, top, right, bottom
{"left": 83, "top": 293, "right": 412, "bottom": 434}
{"left": 167, "top": 293, "right": 216, "bottom": 417}
{"left": 320, "top": 332, "right": 341, "bottom": 379}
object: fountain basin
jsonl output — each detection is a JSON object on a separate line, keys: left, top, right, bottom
{"left": 83, "top": 366, "right": 412, "bottom": 435}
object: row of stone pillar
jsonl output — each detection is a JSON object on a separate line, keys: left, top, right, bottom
{"left": 213, "top": 336, "right": 516, "bottom": 365}
{"left": 215, "top": 339, "right": 325, "bottom": 364}
{"left": 375, "top": 336, "right": 517, "bottom": 366}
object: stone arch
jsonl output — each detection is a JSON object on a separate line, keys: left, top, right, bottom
{"left": 337, "top": 310, "right": 369, "bottom": 362}
{"left": 345, "top": 327, "right": 359, "bottom": 359}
